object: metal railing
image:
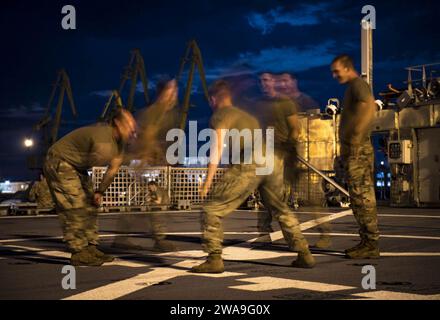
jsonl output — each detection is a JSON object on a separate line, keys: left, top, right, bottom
{"left": 92, "top": 166, "right": 227, "bottom": 208}
{"left": 92, "top": 165, "right": 330, "bottom": 209}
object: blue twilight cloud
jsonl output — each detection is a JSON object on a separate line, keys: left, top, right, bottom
{"left": 246, "top": 3, "right": 331, "bottom": 35}
{"left": 236, "top": 41, "right": 337, "bottom": 73}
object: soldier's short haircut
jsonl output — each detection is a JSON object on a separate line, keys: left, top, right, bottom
{"left": 331, "top": 54, "right": 355, "bottom": 70}
{"left": 258, "top": 71, "right": 274, "bottom": 77}
{"left": 208, "top": 79, "right": 232, "bottom": 100}
{"left": 111, "top": 107, "right": 132, "bottom": 126}
{"left": 147, "top": 180, "right": 158, "bottom": 186}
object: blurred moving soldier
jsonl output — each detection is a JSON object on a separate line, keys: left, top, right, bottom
{"left": 254, "top": 72, "right": 301, "bottom": 248}
{"left": 191, "top": 80, "right": 315, "bottom": 273}
{"left": 146, "top": 180, "right": 176, "bottom": 252}
{"left": 277, "top": 72, "right": 319, "bottom": 110}
{"left": 275, "top": 72, "right": 332, "bottom": 248}
{"left": 28, "top": 172, "right": 55, "bottom": 209}
{"left": 254, "top": 72, "right": 278, "bottom": 238}
{"left": 112, "top": 79, "right": 179, "bottom": 252}
{"left": 44, "top": 109, "right": 137, "bottom": 266}
{"left": 134, "top": 79, "right": 180, "bottom": 165}
{"left": 259, "top": 72, "right": 278, "bottom": 98}
{"left": 331, "top": 54, "right": 380, "bottom": 259}
{"left": 256, "top": 72, "right": 332, "bottom": 249}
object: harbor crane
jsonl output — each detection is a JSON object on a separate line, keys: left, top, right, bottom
{"left": 26, "top": 69, "right": 77, "bottom": 170}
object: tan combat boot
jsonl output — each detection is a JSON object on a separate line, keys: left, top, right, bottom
{"left": 87, "top": 245, "right": 115, "bottom": 263}
{"left": 345, "top": 239, "right": 367, "bottom": 254}
{"left": 291, "top": 249, "right": 316, "bottom": 268}
{"left": 71, "top": 248, "right": 104, "bottom": 267}
{"left": 313, "top": 235, "right": 332, "bottom": 249}
{"left": 345, "top": 240, "right": 380, "bottom": 259}
{"left": 191, "top": 254, "right": 225, "bottom": 273}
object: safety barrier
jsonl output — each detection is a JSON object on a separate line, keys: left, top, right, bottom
{"left": 92, "top": 166, "right": 168, "bottom": 207}
{"left": 169, "top": 167, "right": 226, "bottom": 206}
{"left": 92, "top": 166, "right": 226, "bottom": 208}
{"left": 292, "top": 169, "right": 330, "bottom": 206}
{"left": 92, "top": 165, "right": 329, "bottom": 209}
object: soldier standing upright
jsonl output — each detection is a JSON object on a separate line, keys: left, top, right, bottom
{"left": 44, "top": 109, "right": 137, "bottom": 266}
{"left": 330, "top": 54, "right": 380, "bottom": 259}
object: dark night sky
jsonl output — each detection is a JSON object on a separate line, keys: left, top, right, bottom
{"left": 0, "top": 0, "right": 439, "bottom": 180}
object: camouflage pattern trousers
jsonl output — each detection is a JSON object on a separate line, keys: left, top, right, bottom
{"left": 256, "top": 149, "right": 333, "bottom": 237}
{"left": 44, "top": 154, "right": 98, "bottom": 253}
{"left": 202, "top": 152, "right": 309, "bottom": 254}
{"left": 257, "top": 180, "right": 292, "bottom": 233}
{"left": 28, "top": 179, "right": 55, "bottom": 209}
{"left": 255, "top": 149, "right": 317, "bottom": 236}
{"left": 341, "top": 140, "right": 379, "bottom": 242}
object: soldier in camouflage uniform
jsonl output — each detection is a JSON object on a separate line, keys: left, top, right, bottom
{"left": 191, "top": 80, "right": 315, "bottom": 273}
{"left": 112, "top": 79, "right": 179, "bottom": 252}
{"left": 331, "top": 54, "right": 380, "bottom": 259}
{"left": 254, "top": 72, "right": 301, "bottom": 244}
{"left": 254, "top": 72, "right": 278, "bottom": 237}
{"left": 146, "top": 180, "right": 176, "bottom": 252}
{"left": 252, "top": 72, "right": 331, "bottom": 250}
{"left": 28, "top": 173, "right": 55, "bottom": 209}
{"left": 133, "top": 78, "right": 180, "bottom": 165}
{"left": 44, "top": 109, "right": 137, "bottom": 266}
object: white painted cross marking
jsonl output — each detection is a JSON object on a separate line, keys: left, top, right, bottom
{"left": 230, "top": 276, "right": 356, "bottom": 292}
{"left": 352, "top": 290, "right": 440, "bottom": 300}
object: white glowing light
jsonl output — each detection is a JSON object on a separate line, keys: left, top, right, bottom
{"left": 24, "top": 138, "right": 34, "bottom": 148}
